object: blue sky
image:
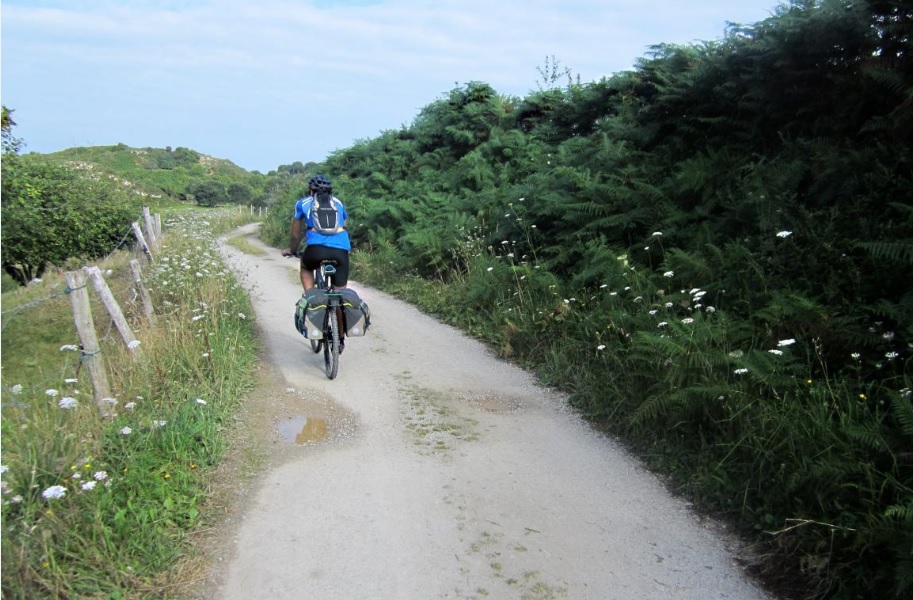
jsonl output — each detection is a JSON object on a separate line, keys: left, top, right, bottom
{"left": 2, "top": 0, "right": 781, "bottom": 173}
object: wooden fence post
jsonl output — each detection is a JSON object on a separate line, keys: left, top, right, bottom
{"left": 132, "top": 222, "right": 152, "bottom": 263}
{"left": 142, "top": 207, "right": 159, "bottom": 253}
{"left": 129, "top": 259, "right": 156, "bottom": 325}
{"left": 153, "top": 212, "right": 162, "bottom": 239}
{"left": 83, "top": 266, "right": 140, "bottom": 358}
{"left": 65, "top": 270, "right": 114, "bottom": 418}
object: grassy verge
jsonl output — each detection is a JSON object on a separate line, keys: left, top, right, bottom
{"left": 349, "top": 237, "right": 912, "bottom": 600}
{"left": 1, "top": 208, "right": 261, "bottom": 599}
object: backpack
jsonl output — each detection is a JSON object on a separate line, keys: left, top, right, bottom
{"left": 309, "top": 194, "right": 341, "bottom": 235}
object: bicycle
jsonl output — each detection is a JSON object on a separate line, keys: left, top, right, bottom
{"left": 309, "top": 260, "right": 343, "bottom": 380}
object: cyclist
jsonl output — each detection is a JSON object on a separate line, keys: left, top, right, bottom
{"left": 281, "top": 174, "right": 351, "bottom": 292}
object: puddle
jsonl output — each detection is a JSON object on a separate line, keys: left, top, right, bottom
{"left": 277, "top": 415, "right": 329, "bottom": 445}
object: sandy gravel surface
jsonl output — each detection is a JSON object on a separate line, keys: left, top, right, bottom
{"left": 199, "top": 224, "right": 773, "bottom": 600}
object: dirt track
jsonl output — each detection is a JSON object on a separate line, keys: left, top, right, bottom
{"left": 198, "top": 224, "right": 773, "bottom": 600}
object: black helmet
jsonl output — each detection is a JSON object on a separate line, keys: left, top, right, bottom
{"left": 308, "top": 174, "right": 333, "bottom": 193}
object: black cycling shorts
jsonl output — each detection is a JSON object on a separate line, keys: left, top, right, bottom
{"left": 300, "top": 245, "right": 350, "bottom": 287}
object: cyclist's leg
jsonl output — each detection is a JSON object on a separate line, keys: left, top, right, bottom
{"left": 300, "top": 247, "right": 327, "bottom": 291}
{"left": 326, "top": 248, "right": 350, "bottom": 288}
{"left": 298, "top": 255, "right": 314, "bottom": 291}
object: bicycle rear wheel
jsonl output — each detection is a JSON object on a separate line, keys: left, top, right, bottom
{"left": 323, "top": 303, "right": 340, "bottom": 379}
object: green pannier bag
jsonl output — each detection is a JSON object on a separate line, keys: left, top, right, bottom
{"left": 338, "top": 288, "right": 371, "bottom": 336}
{"left": 295, "top": 288, "right": 328, "bottom": 340}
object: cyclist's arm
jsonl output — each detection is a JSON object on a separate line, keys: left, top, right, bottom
{"left": 283, "top": 216, "right": 304, "bottom": 256}
{"left": 290, "top": 218, "right": 304, "bottom": 251}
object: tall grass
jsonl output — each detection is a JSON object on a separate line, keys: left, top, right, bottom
{"left": 1, "top": 208, "right": 260, "bottom": 599}
{"left": 351, "top": 202, "right": 913, "bottom": 600}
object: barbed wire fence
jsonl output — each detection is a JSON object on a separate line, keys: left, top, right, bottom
{"left": 2, "top": 207, "right": 162, "bottom": 417}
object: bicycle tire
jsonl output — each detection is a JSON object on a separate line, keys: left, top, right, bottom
{"left": 323, "top": 301, "right": 340, "bottom": 379}
{"left": 310, "top": 339, "right": 322, "bottom": 353}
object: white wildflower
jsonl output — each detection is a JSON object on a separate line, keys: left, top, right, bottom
{"left": 45, "top": 389, "right": 59, "bottom": 397}
{"left": 768, "top": 349, "right": 784, "bottom": 355}
{"left": 42, "top": 485, "right": 67, "bottom": 500}
{"left": 663, "top": 271, "right": 674, "bottom": 278}
{"left": 60, "top": 344, "right": 79, "bottom": 352}
{"left": 58, "top": 397, "right": 78, "bottom": 410}
{"left": 777, "top": 339, "right": 796, "bottom": 347}
{"left": 734, "top": 368, "right": 749, "bottom": 375}
{"left": 81, "top": 481, "right": 97, "bottom": 491}
{"left": 776, "top": 231, "right": 792, "bottom": 238}
{"left": 681, "top": 318, "right": 695, "bottom": 324}
{"left": 119, "top": 427, "right": 132, "bottom": 435}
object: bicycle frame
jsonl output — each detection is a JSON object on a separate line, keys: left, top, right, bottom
{"left": 314, "top": 262, "right": 342, "bottom": 379}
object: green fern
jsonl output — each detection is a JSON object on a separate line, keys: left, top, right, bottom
{"left": 856, "top": 241, "right": 913, "bottom": 266}
{"left": 892, "top": 393, "right": 913, "bottom": 438}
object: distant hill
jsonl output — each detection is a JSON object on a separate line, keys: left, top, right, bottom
{"left": 26, "top": 143, "right": 257, "bottom": 204}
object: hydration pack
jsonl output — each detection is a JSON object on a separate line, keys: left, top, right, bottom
{"left": 309, "top": 194, "right": 341, "bottom": 235}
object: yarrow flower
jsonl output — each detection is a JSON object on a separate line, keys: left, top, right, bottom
{"left": 486, "top": 267, "right": 494, "bottom": 272}
{"left": 93, "top": 471, "right": 108, "bottom": 481}
{"left": 45, "top": 389, "right": 59, "bottom": 397}
{"left": 81, "top": 481, "right": 97, "bottom": 491}
{"left": 681, "top": 318, "right": 695, "bottom": 324}
{"left": 651, "top": 232, "right": 663, "bottom": 237}
{"left": 127, "top": 340, "right": 141, "bottom": 349}
{"left": 11, "top": 384, "right": 22, "bottom": 395}
{"left": 42, "top": 485, "right": 67, "bottom": 500}
{"left": 777, "top": 339, "right": 797, "bottom": 347}
{"left": 768, "top": 349, "right": 784, "bottom": 355}
{"left": 119, "top": 427, "right": 132, "bottom": 435}
{"left": 776, "top": 231, "right": 793, "bottom": 238}
{"left": 658, "top": 322, "right": 668, "bottom": 328}
{"left": 195, "top": 398, "right": 207, "bottom": 405}
{"left": 60, "top": 344, "right": 79, "bottom": 352}
{"left": 663, "top": 271, "right": 674, "bottom": 278}
{"left": 596, "top": 344, "right": 606, "bottom": 351}
{"left": 734, "top": 368, "right": 749, "bottom": 375}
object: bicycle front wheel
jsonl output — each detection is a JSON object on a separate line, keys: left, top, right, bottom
{"left": 323, "top": 304, "right": 340, "bottom": 379}
{"left": 310, "top": 339, "right": 322, "bottom": 353}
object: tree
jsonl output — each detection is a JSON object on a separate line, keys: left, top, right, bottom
{"left": 1, "top": 159, "right": 140, "bottom": 284}
{"left": 227, "top": 181, "right": 253, "bottom": 205}
{"left": 187, "top": 179, "right": 227, "bottom": 206}
{"left": 2, "top": 105, "right": 24, "bottom": 155}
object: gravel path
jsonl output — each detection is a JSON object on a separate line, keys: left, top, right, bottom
{"left": 201, "top": 224, "right": 773, "bottom": 600}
